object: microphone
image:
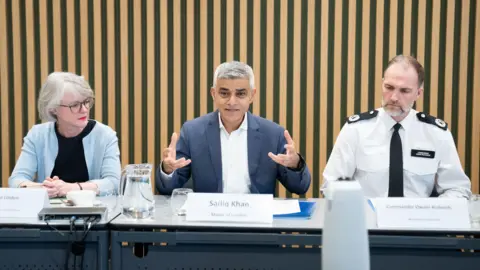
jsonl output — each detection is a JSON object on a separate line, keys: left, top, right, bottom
{"left": 322, "top": 180, "right": 370, "bottom": 270}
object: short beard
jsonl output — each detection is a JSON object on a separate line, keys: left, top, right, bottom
{"left": 382, "top": 100, "right": 414, "bottom": 117}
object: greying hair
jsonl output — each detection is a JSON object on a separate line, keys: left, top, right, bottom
{"left": 212, "top": 61, "right": 255, "bottom": 89}
{"left": 37, "top": 72, "right": 94, "bottom": 122}
{"left": 384, "top": 55, "right": 425, "bottom": 88}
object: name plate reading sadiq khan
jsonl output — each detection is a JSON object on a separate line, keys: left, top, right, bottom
{"left": 185, "top": 193, "right": 273, "bottom": 223}
{"left": 374, "top": 198, "right": 470, "bottom": 229}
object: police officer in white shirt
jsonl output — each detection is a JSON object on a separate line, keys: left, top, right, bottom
{"left": 322, "top": 55, "right": 471, "bottom": 199}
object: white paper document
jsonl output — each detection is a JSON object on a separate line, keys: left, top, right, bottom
{"left": 272, "top": 200, "right": 300, "bottom": 215}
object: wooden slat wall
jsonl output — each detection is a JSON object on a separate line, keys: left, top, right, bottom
{"left": 0, "top": 0, "right": 479, "bottom": 197}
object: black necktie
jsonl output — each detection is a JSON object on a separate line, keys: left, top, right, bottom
{"left": 388, "top": 123, "right": 404, "bottom": 197}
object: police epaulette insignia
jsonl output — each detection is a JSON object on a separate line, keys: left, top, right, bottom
{"left": 416, "top": 112, "right": 448, "bottom": 130}
{"left": 346, "top": 110, "right": 378, "bottom": 124}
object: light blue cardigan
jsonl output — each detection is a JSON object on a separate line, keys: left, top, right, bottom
{"left": 8, "top": 121, "right": 121, "bottom": 195}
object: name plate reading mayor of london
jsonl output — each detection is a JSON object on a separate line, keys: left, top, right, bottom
{"left": 374, "top": 198, "right": 470, "bottom": 229}
{"left": 185, "top": 193, "right": 274, "bottom": 223}
{"left": 0, "top": 188, "right": 50, "bottom": 218}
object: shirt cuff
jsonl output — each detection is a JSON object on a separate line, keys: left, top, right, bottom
{"left": 286, "top": 153, "right": 306, "bottom": 172}
{"left": 160, "top": 161, "right": 174, "bottom": 179}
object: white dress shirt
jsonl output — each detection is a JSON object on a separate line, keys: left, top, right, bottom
{"left": 161, "top": 113, "right": 251, "bottom": 193}
{"left": 322, "top": 108, "right": 471, "bottom": 199}
{"left": 218, "top": 113, "right": 251, "bottom": 193}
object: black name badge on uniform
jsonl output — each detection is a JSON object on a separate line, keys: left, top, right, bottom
{"left": 411, "top": 149, "right": 435, "bottom": 159}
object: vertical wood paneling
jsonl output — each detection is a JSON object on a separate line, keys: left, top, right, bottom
{"left": 389, "top": 0, "right": 398, "bottom": 59}
{"left": 133, "top": 0, "right": 142, "bottom": 163}
{"left": 52, "top": 0, "right": 62, "bottom": 71}
{"left": 443, "top": 0, "right": 454, "bottom": 127}
{"left": 173, "top": 0, "right": 181, "bottom": 134}
{"left": 38, "top": 1, "right": 48, "bottom": 87}
{"left": 212, "top": 0, "right": 220, "bottom": 113}
{"left": 160, "top": 0, "right": 168, "bottom": 166}
{"left": 199, "top": 0, "right": 207, "bottom": 116}
{"left": 277, "top": 0, "right": 288, "bottom": 198}
{"left": 457, "top": 0, "right": 469, "bottom": 168}
{"left": 93, "top": 0, "right": 103, "bottom": 123}
{"left": 0, "top": 0, "right": 10, "bottom": 186}
{"left": 12, "top": 0, "right": 23, "bottom": 159}
{"left": 319, "top": 0, "right": 329, "bottom": 189}
{"left": 66, "top": 0, "right": 76, "bottom": 73}
{"left": 403, "top": 0, "right": 412, "bottom": 56}
{"left": 291, "top": 0, "right": 301, "bottom": 199}
{"left": 347, "top": 0, "right": 356, "bottom": 117}
{"left": 265, "top": 0, "right": 273, "bottom": 121}
{"left": 429, "top": 0, "right": 440, "bottom": 116}
{"left": 252, "top": 0, "right": 260, "bottom": 115}
{"left": 305, "top": 0, "right": 315, "bottom": 199}
{"left": 472, "top": 0, "right": 480, "bottom": 193}
{"left": 120, "top": 0, "right": 129, "bottom": 166}
{"left": 278, "top": 0, "right": 287, "bottom": 141}
{"left": 416, "top": 0, "right": 426, "bottom": 111}
{"left": 106, "top": 0, "right": 115, "bottom": 130}
{"left": 374, "top": 0, "right": 384, "bottom": 107}
{"left": 239, "top": 0, "right": 247, "bottom": 63}
{"left": 1, "top": 0, "right": 479, "bottom": 198}
{"left": 25, "top": 0, "right": 36, "bottom": 129}
{"left": 225, "top": 0, "right": 233, "bottom": 61}
{"left": 146, "top": 0, "right": 155, "bottom": 172}
{"left": 80, "top": 0, "right": 89, "bottom": 88}
{"left": 333, "top": 0, "right": 342, "bottom": 143}
{"left": 186, "top": 0, "right": 195, "bottom": 121}
{"left": 360, "top": 0, "right": 370, "bottom": 112}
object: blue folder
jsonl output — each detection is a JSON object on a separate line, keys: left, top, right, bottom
{"left": 273, "top": 201, "right": 317, "bottom": 219}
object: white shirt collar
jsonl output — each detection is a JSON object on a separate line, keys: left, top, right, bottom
{"left": 379, "top": 107, "right": 416, "bottom": 131}
{"left": 218, "top": 112, "right": 248, "bottom": 131}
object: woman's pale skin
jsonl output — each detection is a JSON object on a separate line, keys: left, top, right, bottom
{"left": 22, "top": 91, "right": 99, "bottom": 197}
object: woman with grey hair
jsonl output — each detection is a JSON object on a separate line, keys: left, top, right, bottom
{"left": 8, "top": 72, "right": 121, "bottom": 197}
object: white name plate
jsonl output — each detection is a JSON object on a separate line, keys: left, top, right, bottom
{"left": 0, "top": 188, "right": 50, "bottom": 218}
{"left": 185, "top": 193, "right": 273, "bottom": 224}
{"left": 373, "top": 198, "right": 470, "bottom": 229}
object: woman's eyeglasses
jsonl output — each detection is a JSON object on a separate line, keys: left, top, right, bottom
{"left": 59, "top": 97, "right": 95, "bottom": 113}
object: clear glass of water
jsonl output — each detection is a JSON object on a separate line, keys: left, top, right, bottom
{"left": 102, "top": 188, "right": 118, "bottom": 214}
{"left": 170, "top": 188, "right": 193, "bottom": 216}
{"left": 469, "top": 194, "right": 480, "bottom": 225}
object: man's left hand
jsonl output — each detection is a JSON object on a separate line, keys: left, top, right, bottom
{"left": 268, "top": 130, "right": 301, "bottom": 169}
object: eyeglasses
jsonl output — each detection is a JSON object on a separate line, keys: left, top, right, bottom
{"left": 59, "top": 98, "right": 95, "bottom": 113}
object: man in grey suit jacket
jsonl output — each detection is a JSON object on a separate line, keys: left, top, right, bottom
{"left": 155, "top": 61, "right": 311, "bottom": 195}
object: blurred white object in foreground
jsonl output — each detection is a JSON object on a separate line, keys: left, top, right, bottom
{"left": 322, "top": 180, "right": 370, "bottom": 270}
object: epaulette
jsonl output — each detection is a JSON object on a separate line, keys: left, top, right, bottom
{"left": 346, "top": 110, "right": 378, "bottom": 124}
{"left": 416, "top": 112, "right": 448, "bottom": 130}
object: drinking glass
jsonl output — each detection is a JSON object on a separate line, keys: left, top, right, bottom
{"left": 170, "top": 188, "right": 193, "bottom": 216}
{"left": 469, "top": 194, "right": 480, "bottom": 225}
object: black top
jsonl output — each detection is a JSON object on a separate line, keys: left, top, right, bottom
{"left": 50, "top": 120, "right": 96, "bottom": 183}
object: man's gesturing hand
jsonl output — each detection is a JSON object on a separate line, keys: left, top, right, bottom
{"left": 162, "top": 133, "right": 191, "bottom": 174}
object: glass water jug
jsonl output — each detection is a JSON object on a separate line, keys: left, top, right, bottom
{"left": 119, "top": 163, "right": 155, "bottom": 219}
